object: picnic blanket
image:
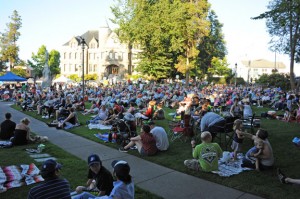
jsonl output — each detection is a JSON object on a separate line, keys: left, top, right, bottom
{"left": 0, "top": 141, "right": 13, "bottom": 148}
{"left": 94, "top": 133, "right": 116, "bottom": 143}
{"left": 212, "top": 153, "right": 252, "bottom": 177}
{"left": 0, "top": 163, "right": 44, "bottom": 192}
{"left": 88, "top": 123, "right": 112, "bottom": 130}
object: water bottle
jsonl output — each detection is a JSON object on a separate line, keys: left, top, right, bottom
{"left": 180, "top": 120, "right": 184, "bottom": 128}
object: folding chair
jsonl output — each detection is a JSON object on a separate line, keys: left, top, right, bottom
{"left": 243, "top": 114, "right": 261, "bottom": 134}
{"left": 210, "top": 121, "right": 234, "bottom": 150}
{"left": 168, "top": 121, "right": 193, "bottom": 142}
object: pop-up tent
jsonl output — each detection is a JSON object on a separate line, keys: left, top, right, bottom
{"left": 52, "top": 76, "right": 74, "bottom": 83}
{"left": 0, "top": 71, "right": 27, "bottom": 82}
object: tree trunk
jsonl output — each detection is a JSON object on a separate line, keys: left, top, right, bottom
{"left": 128, "top": 42, "right": 132, "bottom": 75}
{"left": 185, "top": 56, "right": 190, "bottom": 87}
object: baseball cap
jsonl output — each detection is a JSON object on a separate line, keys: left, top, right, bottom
{"left": 111, "top": 160, "right": 130, "bottom": 177}
{"left": 41, "top": 159, "right": 62, "bottom": 173}
{"left": 88, "top": 154, "right": 102, "bottom": 166}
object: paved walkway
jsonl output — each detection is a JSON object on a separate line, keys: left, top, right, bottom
{"left": 1, "top": 102, "right": 264, "bottom": 199}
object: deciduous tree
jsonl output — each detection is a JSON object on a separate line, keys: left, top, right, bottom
{"left": 253, "top": 0, "right": 300, "bottom": 90}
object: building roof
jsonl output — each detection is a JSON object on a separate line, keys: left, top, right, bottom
{"left": 63, "top": 30, "right": 99, "bottom": 46}
{"left": 241, "top": 59, "right": 286, "bottom": 69}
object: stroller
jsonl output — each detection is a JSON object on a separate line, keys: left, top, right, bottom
{"left": 110, "top": 114, "right": 137, "bottom": 146}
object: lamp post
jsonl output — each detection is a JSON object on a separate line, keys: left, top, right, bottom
{"left": 235, "top": 63, "right": 237, "bottom": 87}
{"left": 80, "top": 37, "right": 85, "bottom": 97}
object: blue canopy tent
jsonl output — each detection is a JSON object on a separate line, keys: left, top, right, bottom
{"left": 0, "top": 71, "right": 27, "bottom": 82}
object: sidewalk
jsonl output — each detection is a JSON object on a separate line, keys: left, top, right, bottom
{"left": 1, "top": 102, "right": 264, "bottom": 199}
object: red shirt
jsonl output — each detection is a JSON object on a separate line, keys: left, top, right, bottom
{"left": 141, "top": 133, "right": 157, "bottom": 155}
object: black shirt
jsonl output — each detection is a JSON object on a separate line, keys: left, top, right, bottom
{"left": 87, "top": 166, "right": 114, "bottom": 195}
{"left": 0, "top": 119, "right": 16, "bottom": 140}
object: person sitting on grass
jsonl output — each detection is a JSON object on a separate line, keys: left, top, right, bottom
{"left": 57, "top": 107, "right": 79, "bottom": 129}
{"left": 74, "top": 154, "right": 113, "bottom": 198}
{"left": 28, "top": 159, "right": 71, "bottom": 199}
{"left": 241, "top": 129, "right": 274, "bottom": 171}
{"left": 82, "top": 100, "right": 99, "bottom": 115}
{"left": 278, "top": 168, "right": 300, "bottom": 185}
{"left": 184, "top": 131, "right": 223, "bottom": 172}
{"left": 0, "top": 112, "right": 16, "bottom": 140}
{"left": 11, "top": 117, "right": 35, "bottom": 145}
{"left": 119, "top": 124, "right": 158, "bottom": 156}
{"left": 245, "top": 139, "right": 264, "bottom": 171}
{"left": 88, "top": 105, "right": 108, "bottom": 124}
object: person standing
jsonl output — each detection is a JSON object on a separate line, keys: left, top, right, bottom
{"left": 0, "top": 112, "right": 16, "bottom": 140}
{"left": 148, "top": 121, "right": 169, "bottom": 151}
{"left": 27, "top": 159, "right": 71, "bottom": 199}
{"left": 74, "top": 154, "right": 113, "bottom": 198}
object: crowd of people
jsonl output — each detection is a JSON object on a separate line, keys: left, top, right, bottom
{"left": 1, "top": 79, "right": 300, "bottom": 198}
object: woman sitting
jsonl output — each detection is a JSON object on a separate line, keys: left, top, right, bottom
{"left": 11, "top": 118, "right": 35, "bottom": 145}
{"left": 58, "top": 108, "right": 79, "bottom": 129}
{"left": 134, "top": 101, "right": 155, "bottom": 125}
{"left": 153, "top": 103, "right": 165, "bottom": 120}
{"left": 88, "top": 105, "right": 108, "bottom": 124}
{"left": 82, "top": 100, "right": 99, "bottom": 115}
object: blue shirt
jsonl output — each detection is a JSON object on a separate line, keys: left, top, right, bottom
{"left": 109, "top": 180, "right": 134, "bottom": 199}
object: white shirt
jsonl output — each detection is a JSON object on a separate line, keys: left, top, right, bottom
{"left": 150, "top": 126, "right": 169, "bottom": 151}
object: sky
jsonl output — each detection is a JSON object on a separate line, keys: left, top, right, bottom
{"left": 0, "top": 0, "right": 298, "bottom": 74}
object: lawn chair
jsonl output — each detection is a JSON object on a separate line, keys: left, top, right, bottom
{"left": 243, "top": 114, "right": 261, "bottom": 134}
{"left": 168, "top": 120, "right": 194, "bottom": 142}
{"left": 210, "top": 118, "right": 235, "bottom": 150}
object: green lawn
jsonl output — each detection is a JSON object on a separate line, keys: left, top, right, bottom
{"left": 11, "top": 104, "right": 300, "bottom": 199}
{"left": 0, "top": 140, "right": 162, "bottom": 199}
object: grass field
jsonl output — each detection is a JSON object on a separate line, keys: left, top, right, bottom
{"left": 9, "top": 104, "right": 300, "bottom": 199}
{"left": 0, "top": 139, "right": 162, "bottom": 199}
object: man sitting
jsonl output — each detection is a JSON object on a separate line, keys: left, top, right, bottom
{"left": 0, "top": 112, "right": 16, "bottom": 140}
{"left": 184, "top": 131, "right": 223, "bottom": 172}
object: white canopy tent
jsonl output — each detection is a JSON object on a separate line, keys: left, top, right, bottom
{"left": 52, "top": 76, "right": 74, "bottom": 83}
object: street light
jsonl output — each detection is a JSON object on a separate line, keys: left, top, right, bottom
{"left": 80, "top": 37, "right": 85, "bottom": 97}
{"left": 235, "top": 63, "right": 237, "bottom": 87}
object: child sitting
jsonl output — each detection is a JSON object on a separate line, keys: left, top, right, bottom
{"left": 231, "top": 119, "right": 244, "bottom": 160}
{"left": 283, "top": 108, "right": 292, "bottom": 122}
{"left": 245, "top": 139, "right": 264, "bottom": 171}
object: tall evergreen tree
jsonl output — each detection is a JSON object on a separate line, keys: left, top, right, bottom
{"left": 0, "top": 10, "right": 22, "bottom": 69}
{"left": 197, "top": 9, "right": 227, "bottom": 79}
{"left": 253, "top": 0, "right": 300, "bottom": 90}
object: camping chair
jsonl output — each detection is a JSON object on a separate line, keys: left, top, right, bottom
{"left": 168, "top": 120, "right": 194, "bottom": 142}
{"left": 243, "top": 114, "right": 261, "bottom": 134}
{"left": 210, "top": 119, "right": 235, "bottom": 150}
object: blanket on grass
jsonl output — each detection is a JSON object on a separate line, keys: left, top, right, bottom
{"left": 94, "top": 133, "right": 116, "bottom": 143}
{"left": 88, "top": 123, "right": 112, "bottom": 130}
{"left": 212, "top": 153, "right": 252, "bottom": 177}
{"left": 0, "top": 163, "right": 44, "bottom": 192}
{"left": 0, "top": 141, "right": 13, "bottom": 148}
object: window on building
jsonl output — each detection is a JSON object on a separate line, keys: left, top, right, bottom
{"left": 69, "top": 64, "right": 71, "bottom": 72}
{"left": 93, "top": 64, "right": 97, "bottom": 72}
{"left": 114, "top": 52, "right": 118, "bottom": 60}
{"left": 94, "top": 53, "right": 96, "bottom": 59}
{"left": 69, "top": 53, "right": 72, "bottom": 59}
{"left": 109, "top": 52, "right": 113, "bottom": 60}
{"left": 64, "top": 64, "right": 66, "bottom": 72}
{"left": 89, "top": 64, "right": 92, "bottom": 72}
{"left": 75, "top": 53, "right": 77, "bottom": 59}
{"left": 89, "top": 53, "right": 92, "bottom": 60}
{"left": 75, "top": 64, "right": 77, "bottom": 72}
{"left": 64, "top": 53, "right": 67, "bottom": 59}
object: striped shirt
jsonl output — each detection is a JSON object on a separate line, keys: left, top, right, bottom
{"left": 27, "top": 177, "right": 71, "bottom": 199}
